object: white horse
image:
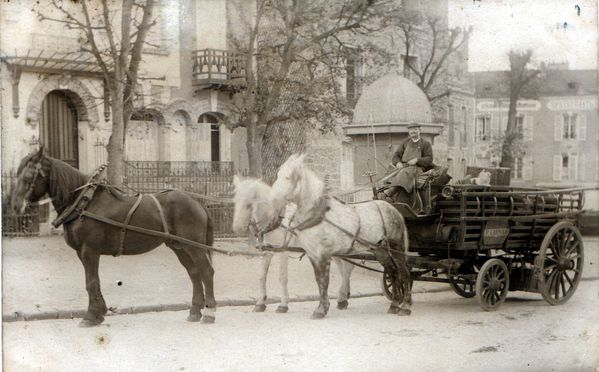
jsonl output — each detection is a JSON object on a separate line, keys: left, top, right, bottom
{"left": 232, "top": 175, "right": 355, "bottom": 313}
{"left": 266, "top": 154, "right": 413, "bottom": 318}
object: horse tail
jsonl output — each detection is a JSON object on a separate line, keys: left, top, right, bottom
{"left": 205, "top": 211, "right": 214, "bottom": 260}
{"left": 185, "top": 191, "right": 215, "bottom": 261}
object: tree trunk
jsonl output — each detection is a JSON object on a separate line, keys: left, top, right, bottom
{"left": 106, "top": 78, "right": 126, "bottom": 186}
{"left": 246, "top": 116, "right": 265, "bottom": 178}
{"left": 499, "top": 89, "right": 519, "bottom": 168}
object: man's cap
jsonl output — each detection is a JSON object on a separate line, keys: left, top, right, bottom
{"left": 407, "top": 122, "right": 421, "bottom": 129}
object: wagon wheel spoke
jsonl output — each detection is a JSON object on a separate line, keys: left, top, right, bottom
{"left": 564, "top": 240, "right": 580, "bottom": 257}
{"left": 563, "top": 271, "right": 574, "bottom": 287}
{"left": 560, "top": 273, "right": 568, "bottom": 297}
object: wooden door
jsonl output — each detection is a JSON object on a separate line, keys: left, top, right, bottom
{"left": 39, "top": 90, "right": 79, "bottom": 168}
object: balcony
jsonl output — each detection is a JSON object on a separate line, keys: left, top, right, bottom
{"left": 192, "top": 49, "right": 246, "bottom": 91}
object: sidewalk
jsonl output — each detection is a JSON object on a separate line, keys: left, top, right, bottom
{"left": 2, "top": 235, "right": 597, "bottom": 322}
{"left": 1, "top": 235, "right": 445, "bottom": 322}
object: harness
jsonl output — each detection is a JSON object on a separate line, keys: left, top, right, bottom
{"left": 51, "top": 165, "right": 172, "bottom": 257}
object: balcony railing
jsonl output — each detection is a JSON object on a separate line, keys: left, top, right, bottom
{"left": 192, "top": 48, "right": 246, "bottom": 90}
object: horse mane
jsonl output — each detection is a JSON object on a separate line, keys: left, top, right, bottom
{"left": 46, "top": 156, "right": 88, "bottom": 210}
{"left": 233, "top": 177, "right": 272, "bottom": 204}
{"left": 292, "top": 158, "right": 325, "bottom": 209}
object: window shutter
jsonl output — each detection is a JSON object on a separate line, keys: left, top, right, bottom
{"left": 500, "top": 116, "right": 508, "bottom": 134}
{"left": 579, "top": 154, "right": 585, "bottom": 181}
{"left": 524, "top": 115, "right": 533, "bottom": 141}
{"left": 553, "top": 155, "right": 562, "bottom": 181}
{"left": 524, "top": 154, "right": 533, "bottom": 181}
{"left": 578, "top": 114, "right": 587, "bottom": 140}
{"left": 570, "top": 154, "right": 578, "bottom": 181}
{"left": 491, "top": 114, "right": 499, "bottom": 139}
{"left": 554, "top": 114, "right": 563, "bottom": 141}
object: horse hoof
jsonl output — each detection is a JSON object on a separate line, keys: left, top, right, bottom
{"left": 253, "top": 304, "right": 267, "bottom": 312}
{"left": 200, "top": 315, "right": 215, "bottom": 324}
{"left": 187, "top": 313, "right": 202, "bottom": 322}
{"left": 275, "top": 306, "right": 288, "bottom": 313}
{"left": 78, "top": 319, "right": 102, "bottom": 328}
{"left": 387, "top": 306, "right": 400, "bottom": 315}
{"left": 398, "top": 308, "right": 412, "bottom": 316}
{"left": 337, "top": 300, "right": 349, "bottom": 310}
{"left": 311, "top": 311, "right": 326, "bottom": 319}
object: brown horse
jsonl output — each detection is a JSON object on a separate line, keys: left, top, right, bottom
{"left": 11, "top": 148, "right": 216, "bottom": 327}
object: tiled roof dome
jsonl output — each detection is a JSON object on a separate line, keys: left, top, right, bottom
{"left": 352, "top": 74, "right": 432, "bottom": 125}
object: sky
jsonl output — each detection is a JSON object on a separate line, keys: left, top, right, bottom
{"left": 449, "top": 0, "right": 598, "bottom": 71}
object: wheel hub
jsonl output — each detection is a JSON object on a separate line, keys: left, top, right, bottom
{"left": 489, "top": 278, "right": 501, "bottom": 291}
{"left": 558, "top": 258, "right": 575, "bottom": 270}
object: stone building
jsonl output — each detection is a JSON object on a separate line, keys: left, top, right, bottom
{"left": 471, "top": 68, "right": 598, "bottom": 188}
{"left": 1, "top": 0, "right": 252, "bottom": 175}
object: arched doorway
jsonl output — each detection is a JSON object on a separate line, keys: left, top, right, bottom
{"left": 198, "top": 113, "right": 221, "bottom": 162}
{"left": 39, "top": 90, "right": 79, "bottom": 168}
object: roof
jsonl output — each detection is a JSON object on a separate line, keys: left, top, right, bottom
{"left": 352, "top": 74, "right": 433, "bottom": 125}
{"left": 474, "top": 69, "right": 598, "bottom": 98}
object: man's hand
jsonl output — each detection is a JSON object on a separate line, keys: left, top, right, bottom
{"left": 395, "top": 162, "right": 405, "bottom": 169}
{"left": 407, "top": 158, "right": 418, "bottom": 166}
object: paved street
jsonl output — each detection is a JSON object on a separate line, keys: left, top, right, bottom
{"left": 3, "top": 281, "right": 598, "bottom": 372}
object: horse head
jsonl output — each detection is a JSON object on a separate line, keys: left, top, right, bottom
{"left": 11, "top": 146, "right": 50, "bottom": 214}
{"left": 232, "top": 175, "right": 283, "bottom": 235}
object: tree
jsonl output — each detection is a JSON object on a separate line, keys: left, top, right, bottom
{"left": 398, "top": 12, "right": 470, "bottom": 103}
{"left": 498, "top": 49, "right": 540, "bottom": 168}
{"left": 34, "top": 0, "right": 157, "bottom": 185}
{"left": 224, "top": 0, "right": 396, "bottom": 178}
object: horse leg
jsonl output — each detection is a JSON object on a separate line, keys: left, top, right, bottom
{"left": 373, "top": 243, "right": 406, "bottom": 315}
{"left": 393, "top": 249, "right": 413, "bottom": 316}
{"left": 76, "top": 245, "right": 107, "bottom": 327}
{"left": 308, "top": 254, "right": 331, "bottom": 319}
{"left": 333, "top": 257, "right": 354, "bottom": 310}
{"left": 169, "top": 245, "right": 205, "bottom": 322}
{"left": 276, "top": 252, "right": 289, "bottom": 313}
{"left": 254, "top": 253, "right": 273, "bottom": 312}
{"left": 194, "top": 250, "right": 217, "bottom": 324}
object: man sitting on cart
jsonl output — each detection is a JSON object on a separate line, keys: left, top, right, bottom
{"left": 384, "top": 122, "right": 434, "bottom": 202}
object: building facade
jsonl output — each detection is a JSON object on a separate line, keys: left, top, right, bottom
{"left": 1, "top": 0, "right": 252, "bottom": 175}
{"left": 471, "top": 69, "right": 598, "bottom": 188}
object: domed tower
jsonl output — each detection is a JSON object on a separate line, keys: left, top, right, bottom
{"left": 341, "top": 74, "right": 443, "bottom": 188}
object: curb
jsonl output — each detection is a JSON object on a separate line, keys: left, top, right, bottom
{"left": 4, "top": 278, "right": 597, "bottom": 323}
{"left": 2, "top": 287, "right": 452, "bottom": 323}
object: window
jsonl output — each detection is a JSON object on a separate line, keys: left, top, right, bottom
{"left": 475, "top": 115, "right": 491, "bottom": 141}
{"left": 516, "top": 115, "right": 524, "bottom": 136}
{"left": 563, "top": 113, "right": 577, "bottom": 139}
{"left": 560, "top": 153, "right": 578, "bottom": 181}
{"left": 511, "top": 157, "right": 523, "bottom": 180}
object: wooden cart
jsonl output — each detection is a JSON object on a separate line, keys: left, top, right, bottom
{"left": 376, "top": 184, "right": 586, "bottom": 311}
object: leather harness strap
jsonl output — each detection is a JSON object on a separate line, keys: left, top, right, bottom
{"left": 114, "top": 194, "right": 170, "bottom": 257}
{"left": 148, "top": 194, "right": 169, "bottom": 235}
{"left": 116, "top": 194, "right": 143, "bottom": 257}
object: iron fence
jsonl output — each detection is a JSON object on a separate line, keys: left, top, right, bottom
{"left": 122, "top": 161, "right": 243, "bottom": 238}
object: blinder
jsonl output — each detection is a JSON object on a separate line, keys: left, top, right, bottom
{"left": 23, "top": 161, "right": 47, "bottom": 204}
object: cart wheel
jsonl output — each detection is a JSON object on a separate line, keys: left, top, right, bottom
{"left": 380, "top": 268, "right": 412, "bottom": 301}
{"left": 537, "top": 221, "right": 584, "bottom": 305}
{"left": 475, "top": 258, "right": 509, "bottom": 311}
{"left": 449, "top": 275, "right": 476, "bottom": 298}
